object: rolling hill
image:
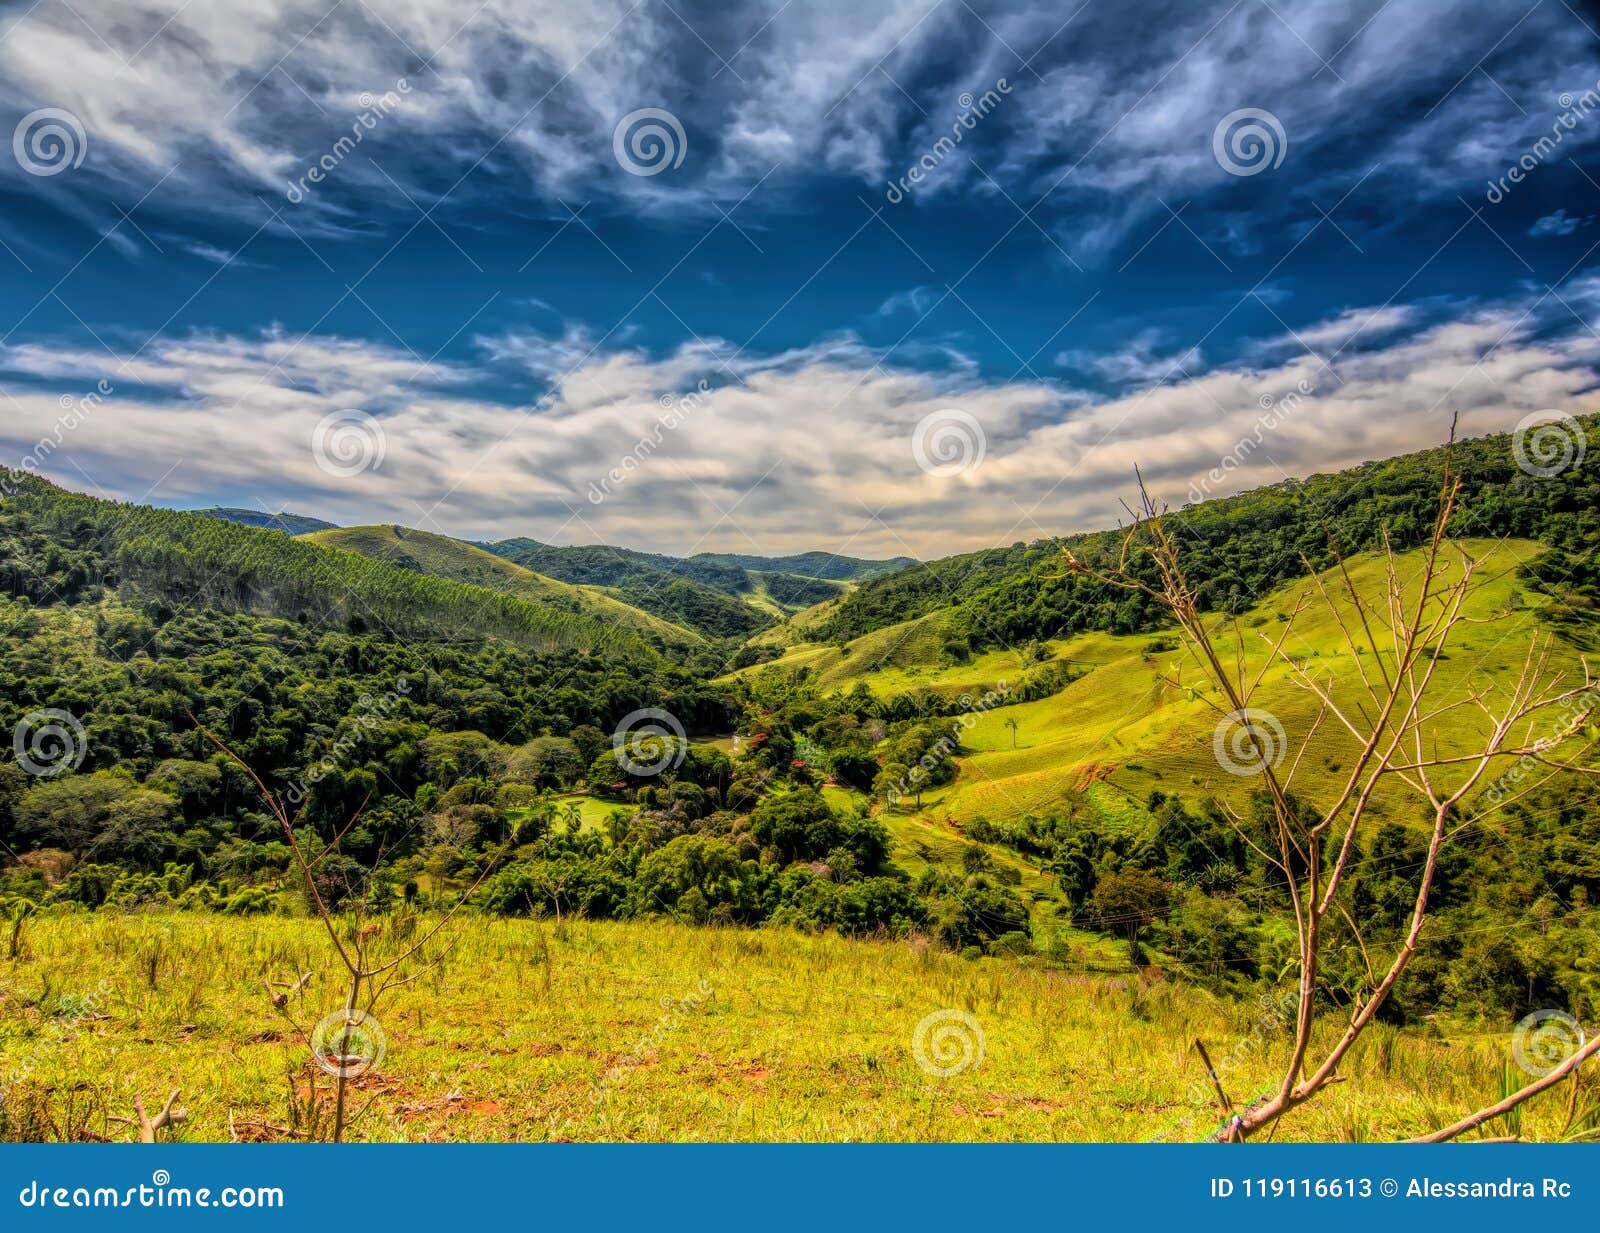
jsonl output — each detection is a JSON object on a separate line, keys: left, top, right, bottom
{"left": 1, "top": 472, "right": 660, "bottom": 661}
{"left": 300, "top": 525, "right": 705, "bottom": 652}
{"left": 487, "top": 538, "right": 774, "bottom": 639}
{"left": 811, "top": 418, "right": 1600, "bottom": 651}
{"left": 790, "top": 538, "right": 1566, "bottom": 822}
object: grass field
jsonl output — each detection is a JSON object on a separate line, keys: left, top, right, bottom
{"left": 0, "top": 914, "right": 1570, "bottom": 1143}
{"left": 748, "top": 539, "right": 1578, "bottom": 830}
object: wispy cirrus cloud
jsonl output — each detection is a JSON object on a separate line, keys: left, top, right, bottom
{"left": 5, "top": 0, "right": 1598, "bottom": 261}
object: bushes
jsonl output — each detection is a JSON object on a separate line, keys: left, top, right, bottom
{"left": 767, "top": 870, "right": 926, "bottom": 935}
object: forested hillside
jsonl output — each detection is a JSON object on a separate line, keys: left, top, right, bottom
{"left": 2, "top": 419, "right": 1597, "bottom": 1026}
{"left": 488, "top": 538, "right": 776, "bottom": 639}
{"left": 814, "top": 418, "right": 1600, "bottom": 648}
{"left": 0, "top": 473, "right": 659, "bottom": 661}
{"left": 694, "top": 550, "right": 917, "bottom": 582}
{"left": 300, "top": 525, "right": 706, "bottom": 652}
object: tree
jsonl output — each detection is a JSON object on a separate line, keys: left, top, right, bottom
{"left": 14, "top": 771, "right": 178, "bottom": 864}
{"left": 1082, "top": 869, "right": 1176, "bottom": 941}
{"left": 507, "top": 736, "right": 583, "bottom": 789}
{"left": 1004, "top": 716, "right": 1020, "bottom": 748}
{"left": 1068, "top": 447, "right": 1600, "bottom": 1141}
{"left": 873, "top": 762, "right": 909, "bottom": 812}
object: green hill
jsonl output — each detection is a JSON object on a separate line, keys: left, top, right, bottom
{"left": 815, "top": 418, "right": 1600, "bottom": 649}
{"left": 748, "top": 537, "right": 1572, "bottom": 821}
{"left": 302, "top": 525, "right": 705, "bottom": 652}
{"left": 0, "top": 472, "right": 658, "bottom": 661}
{"left": 486, "top": 538, "right": 773, "bottom": 639}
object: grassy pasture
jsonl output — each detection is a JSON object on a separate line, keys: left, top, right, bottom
{"left": 751, "top": 539, "right": 1576, "bottom": 827}
{"left": 0, "top": 914, "right": 1565, "bottom": 1143}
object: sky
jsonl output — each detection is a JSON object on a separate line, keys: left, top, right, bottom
{"left": 3, "top": 0, "right": 1600, "bottom": 560}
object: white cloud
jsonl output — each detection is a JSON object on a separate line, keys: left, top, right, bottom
{"left": 1056, "top": 330, "right": 1206, "bottom": 389}
{"left": 1254, "top": 305, "right": 1418, "bottom": 358}
{"left": 4, "top": 296, "right": 1597, "bottom": 558}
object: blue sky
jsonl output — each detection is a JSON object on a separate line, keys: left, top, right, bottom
{"left": 3, "top": 0, "right": 1600, "bottom": 557}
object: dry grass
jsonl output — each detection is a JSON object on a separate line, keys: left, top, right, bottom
{"left": 0, "top": 913, "right": 1568, "bottom": 1143}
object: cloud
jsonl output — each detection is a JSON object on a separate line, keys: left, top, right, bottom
{"left": 874, "top": 286, "right": 938, "bottom": 319}
{"left": 1530, "top": 208, "right": 1590, "bottom": 237}
{"left": 1253, "top": 305, "right": 1419, "bottom": 359}
{"left": 1055, "top": 330, "right": 1206, "bottom": 390}
{"left": 4, "top": 293, "right": 1597, "bottom": 558}
{"left": 5, "top": 0, "right": 1597, "bottom": 259}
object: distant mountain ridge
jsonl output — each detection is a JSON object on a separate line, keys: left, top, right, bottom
{"left": 691, "top": 550, "right": 918, "bottom": 582}
{"left": 483, "top": 540, "right": 908, "bottom": 636}
{"left": 190, "top": 510, "right": 914, "bottom": 595}
{"left": 195, "top": 507, "right": 338, "bottom": 535}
